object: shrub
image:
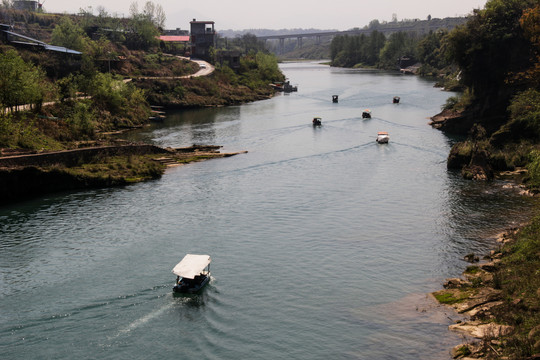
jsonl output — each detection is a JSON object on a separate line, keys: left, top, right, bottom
{"left": 65, "top": 101, "right": 96, "bottom": 139}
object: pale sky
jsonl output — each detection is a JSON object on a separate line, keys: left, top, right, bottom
{"left": 43, "top": 0, "right": 488, "bottom": 31}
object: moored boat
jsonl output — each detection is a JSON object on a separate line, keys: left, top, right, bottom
{"left": 376, "top": 131, "right": 389, "bottom": 143}
{"left": 393, "top": 96, "right": 400, "bottom": 104}
{"left": 172, "top": 254, "right": 211, "bottom": 294}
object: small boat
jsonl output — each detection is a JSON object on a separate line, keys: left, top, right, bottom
{"left": 376, "top": 131, "right": 389, "bottom": 143}
{"left": 332, "top": 95, "right": 339, "bottom": 103}
{"left": 172, "top": 254, "right": 211, "bottom": 294}
{"left": 393, "top": 96, "right": 400, "bottom": 104}
{"left": 283, "top": 80, "right": 298, "bottom": 93}
{"left": 362, "top": 109, "right": 372, "bottom": 118}
{"left": 312, "top": 117, "right": 322, "bottom": 126}
{"left": 270, "top": 80, "right": 297, "bottom": 93}
{"left": 270, "top": 82, "right": 284, "bottom": 91}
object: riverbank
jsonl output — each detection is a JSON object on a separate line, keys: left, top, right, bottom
{"left": 433, "top": 215, "right": 540, "bottom": 359}
{"left": 0, "top": 144, "right": 246, "bottom": 204}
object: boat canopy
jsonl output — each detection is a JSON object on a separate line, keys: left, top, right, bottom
{"left": 172, "top": 254, "right": 211, "bottom": 279}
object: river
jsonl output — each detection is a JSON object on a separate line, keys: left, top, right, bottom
{"left": 0, "top": 62, "right": 536, "bottom": 359}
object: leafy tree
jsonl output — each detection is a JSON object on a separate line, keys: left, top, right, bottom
{"left": 0, "top": 50, "right": 49, "bottom": 113}
{"left": 367, "top": 31, "right": 386, "bottom": 65}
{"left": 128, "top": 1, "right": 166, "bottom": 30}
{"left": 0, "top": 113, "right": 14, "bottom": 147}
{"left": 51, "top": 16, "right": 90, "bottom": 52}
{"left": 88, "top": 72, "right": 149, "bottom": 128}
{"left": 330, "top": 32, "right": 386, "bottom": 67}
{"left": 379, "top": 32, "right": 418, "bottom": 68}
{"left": 444, "top": 0, "right": 537, "bottom": 102}
{"left": 125, "top": 12, "right": 159, "bottom": 50}
{"left": 65, "top": 101, "right": 96, "bottom": 139}
{"left": 255, "top": 52, "right": 281, "bottom": 81}
{"left": 417, "top": 30, "right": 449, "bottom": 69}
{"left": 514, "top": 4, "right": 540, "bottom": 86}
{"left": 225, "top": 34, "right": 268, "bottom": 55}
{"left": 490, "top": 88, "right": 540, "bottom": 146}
{"left": 368, "top": 19, "right": 380, "bottom": 30}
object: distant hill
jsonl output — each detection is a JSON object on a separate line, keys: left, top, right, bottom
{"left": 218, "top": 28, "right": 337, "bottom": 38}
{"left": 219, "top": 17, "right": 467, "bottom": 60}
{"left": 219, "top": 17, "right": 466, "bottom": 39}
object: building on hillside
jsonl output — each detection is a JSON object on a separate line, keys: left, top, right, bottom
{"left": 163, "top": 28, "right": 189, "bottom": 36}
{"left": 13, "top": 1, "right": 38, "bottom": 11}
{"left": 190, "top": 19, "right": 216, "bottom": 61}
{"left": 158, "top": 35, "right": 190, "bottom": 43}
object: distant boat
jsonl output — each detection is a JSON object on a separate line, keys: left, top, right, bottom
{"left": 172, "top": 254, "right": 211, "bottom": 294}
{"left": 270, "top": 80, "right": 297, "bottom": 93}
{"left": 332, "top": 95, "right": 339, "bottom": 103}
{"left": 393, "top": 96, "right": 400, "bottom": 104}
{"left": 376, "top": 131, "right": 389, "bottom": 144}
{"left": 312, "top": 117, "right": 322, "bottom": 126}
{"left": 362, "top": 109, "right": 371, "bottom": 118}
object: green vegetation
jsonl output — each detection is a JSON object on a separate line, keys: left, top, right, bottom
{"left": 135, "top": 51, "right": 284, "bottom": 107}
{"left": 464, "top": 265, "right": 480, "bottom": 275}
{"left": 433, "top": 288, "right": 474, "bottom": 305}
{"left": 464, "top": 216, "right": 540, "bottom": 358}
{"left": 330, "top": 31, "right": 386, "bottom": 68}
{"left": 429, "top": 0, "right": 540, "bottom": 188}
{"left": 62, "top": 154, "right": 164, "bottom": 183}
{"left": 0, "top": 4, "right": 282, "bottom": 200}
{"left": 0, "top": 4, "right": 283, "bottom": 153}
{"left": 329, "top": 28, "right": 456, "bottom": 72}
{"left": 454, "top": 345, "right": 472, "bottom": 357}
{"left": 0, "top": 50, "right": 51, "bottom": 113}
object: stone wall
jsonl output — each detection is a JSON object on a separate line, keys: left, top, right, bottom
{"left": 0, "top": 145, "right": 169, "bottom": 169}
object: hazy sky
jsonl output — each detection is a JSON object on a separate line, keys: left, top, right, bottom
{"left": 43, "top": 0, "right": 488, "bottom": 31}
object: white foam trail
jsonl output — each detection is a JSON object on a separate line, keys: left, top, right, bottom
{"left": 115, "top": 303, "right": 173, "bottom": 337}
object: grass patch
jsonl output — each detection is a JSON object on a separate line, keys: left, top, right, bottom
{"left": 465, "top": 265, "right": 481, "bottom": 274}
{"left": 433, "top": 289, "right": 474, "bottom": 305}
{"left": 64, "top": 155, "right": 165, "bottom": 181}
{"left": 455, "top": 345, "right": 472, "bottom": 357}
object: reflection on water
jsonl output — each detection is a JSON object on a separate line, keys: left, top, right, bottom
{"left": 0, "top": 62, "right": 536, "bottom": 360}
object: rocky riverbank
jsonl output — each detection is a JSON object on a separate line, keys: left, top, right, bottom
{"left": 433, "top": 223, "right": 540, "bottom": 359}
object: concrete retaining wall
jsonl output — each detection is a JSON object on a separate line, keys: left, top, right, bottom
{"left": 0, "top": 144, "right": 169, "bottom": 168}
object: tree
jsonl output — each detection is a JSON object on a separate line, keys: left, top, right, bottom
{"left": 516, "top": 4, "right": 540, "bottom": 86}
{"left": 126, "top": 1, "right": 161, "bottom": 49}
{"left": 444, "top": 0, "right": 537, "bottom": 101}
{"left": 417, "top": 30, "right": 450, "bottom": 70}
{"left": 0, "top": 50, "right": 49, "bottom": 113}
{"left": 130, "top": 1, "right": 166, "bottom": 29}
{"left": 379, "top": 32, "right": 418, "bottom": 68}
{"left": 368, "top": 19, "right": 380, "bottom": 30}
{"left": 1, "top": 0, "right": 13, "bottom": 9}
{"left": 51, "top": 16, "right": 89, "bottom": 52}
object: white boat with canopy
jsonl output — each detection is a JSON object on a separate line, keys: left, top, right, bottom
{"left": 376, "top": 131, "right": 389, "bottom": 144}
{"left": 172, "top": 254, "right": 211, "bottom": 293}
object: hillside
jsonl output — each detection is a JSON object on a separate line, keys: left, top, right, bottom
{"left": 0, "top": 7, "right": 284, "bottom": 200}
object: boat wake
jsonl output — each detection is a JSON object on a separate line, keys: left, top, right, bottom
{"left": 113, "top": 303, "right": 173, "bottom": 338}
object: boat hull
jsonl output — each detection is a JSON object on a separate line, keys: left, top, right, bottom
{"left": 172, "top": 274, "right": 210, "bottom": 294}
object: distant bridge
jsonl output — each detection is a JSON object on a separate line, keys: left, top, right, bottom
{"left": 257, "top": 18, "right": 467, "bottom": 53}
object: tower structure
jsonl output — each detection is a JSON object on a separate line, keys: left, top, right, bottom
{"left": 190, "top": 19, "right": 216, "bottom": 60}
